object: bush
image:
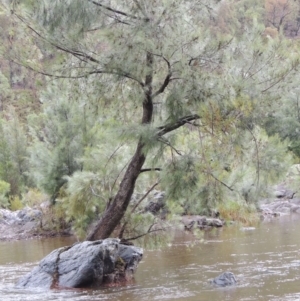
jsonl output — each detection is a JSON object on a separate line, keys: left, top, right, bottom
{"left": 0, "top": 180, "right": 10, "bottom": 208}
{"left": 22, "top": 188, "right": 49, "bottom": 208}
{"left": 9, "top": 195, "right": 24, "bottom": 211}
{"left": 217, "top": 200, "right": 259, "bottom": 226}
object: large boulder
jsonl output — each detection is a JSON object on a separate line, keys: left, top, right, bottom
{"left": 16, "top": 238, "right": 143, "bottom": 289}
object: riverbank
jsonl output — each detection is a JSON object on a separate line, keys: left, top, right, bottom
{"left": 1, "top": 193, "right": 299, "bottom": 242}
{"left": 0, "top": 207, "right": 71, "bottom": 241}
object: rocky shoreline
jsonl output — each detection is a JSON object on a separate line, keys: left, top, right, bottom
{"left": 258, "top": 182, "right": 300, "bottom": 218}
{"left": 0, "top": 207, "right": 71, "bottom": 241}
{"left": 1, "top": 181, "right": 300, "bottom": 242}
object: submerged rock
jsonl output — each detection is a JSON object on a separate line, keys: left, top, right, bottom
{"left": 181, "top": 215, "right": 225, "bottom": 230}
{"left": 210, "top": 271, "right": 237, "bottom": 287}
{"left": 16, "top": 238, "right": 143, "bottom": 289}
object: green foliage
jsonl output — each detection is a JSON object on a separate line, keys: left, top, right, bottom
{"left": 28, "top": 81, "right": 97, "bottom": 199}
{"left": 263, "top": 86, "right": 300, "bottom": 159}
{"left": 0, "top": 109, "right": 28, "bottom": 196}
{"left": 279, "top": 164, "right": 300, "bottom": 196}
{"left": 9, "top": 195, "right": 23, "bottom": 211}
{"left": 38, "top": 201, "right": 69, "bottom": 233}
{"left": 22, "top": 188, "right": 48, "bottom": 208}
{"left": 217, "top": 199, "right": 259, "bottom": 226}
{"left": 0, "top": 0, "right": 299, "bottom": 239}
{"left": 0, "top": 70, "right": 11, "bottom": 108}
{"left": 60, "top": 171, "right": 107, "bottom": 239}
{"left": 0, "top": 180, "right": 10, "bottom": 208}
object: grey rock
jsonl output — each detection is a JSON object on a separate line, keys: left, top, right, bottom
{"left": 0, "top": 209, "right": 19, "bottom": 225}
{"left": 17, "top": 208, "right": 42, "bottom": 223}
{"left": 181, "top": 215, "right": 224, "bottom": 230}
{"left": 0, "top": 208, "right": 42, "bottom": 226}
{"left": 143, "top": 190, "right": 168, "bottom": 217}
{"left": 16, "top": 238, "right": 143, "bottom": 289}
{"left": 210, "top": 271, "right": 237, "bottom": 287}
{"left": 205, "top": 218, "right": 224, "bottom": 227}
{"left": 274, "top": 184, "right": 295, "bottom": 199}
{"left": 145, "top": 200, "right": 165, "bottom": 215}
{"left": 259, "top": 197, "right": 300, "bottom": 218}
{"left": 290, "top": 198, "right": 300, "bottom": 205}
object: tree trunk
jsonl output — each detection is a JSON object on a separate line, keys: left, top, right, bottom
{"left": 86, "top": 141, "right": 147, "bottom": 240}
{"left": 86, "top": 52, "right": 153, "bottom": 241}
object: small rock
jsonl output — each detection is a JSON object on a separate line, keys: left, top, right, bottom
{"left": 205, "top": 218, "right": 224, "bottom": 227}
{"left": 210, "top": 271, "right": 237, "bottom": 287}
{"left": 181, "top": 215, "right": 224, "bottom": 230}
{"left": 240, "top": 227, "right": 256, "bottom": 231}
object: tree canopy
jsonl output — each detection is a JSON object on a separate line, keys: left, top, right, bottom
{"left": 0, "top": 0, "right": 299, "bottom": 241}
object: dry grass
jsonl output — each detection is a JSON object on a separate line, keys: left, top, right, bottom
{"left": 218, "top": 200, "right": 260, "bottom": 226}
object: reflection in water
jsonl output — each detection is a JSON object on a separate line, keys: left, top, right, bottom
{"left": 1, "top": 215, "right": 300, "bottom": 300}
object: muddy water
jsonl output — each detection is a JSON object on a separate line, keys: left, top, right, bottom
{"left": 1, "top": 215, "right": 300, "bottom": 301}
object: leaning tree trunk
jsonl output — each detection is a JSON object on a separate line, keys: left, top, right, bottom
{"left": 86, "top": 142, "right": 147, "bottom": 240}
{"left": 86, "top": 53, "right": 153, "bottom": 241}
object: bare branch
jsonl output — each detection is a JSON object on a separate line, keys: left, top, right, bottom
{"left": 158, "top": 137, "right": 182, "bottom": 155}
{"left": 140, "top": 168, "right": 162, "bottom": 173}
{"left": 126, "top": 223, "right": 166, "bottom": 241}
{"left": 12, "top": 59, "right": 145, "bottom": 86}
{"left": 90, "top": 185, "right": 107, "bottom": 202}
{"left": 205, "top": 172, "right": 234, "bottom": 192}
{"left": 88, "top": 0, "right": 147, "bottom": 21}
{"left": 13, "top": 12, "right": 145, "bottom": 86}
{"left": 130, "top": 182, "right": 159, "bottom": 214}
{"left": 118, "top": 181, "right": 159, "bottom": 238}
{"left": 14, "top": 13, "right": 100, "bottom": 64}
{"left": 152, "top": 55, "right": 172, "bottom": 98}
{"left": 157, "top": 114, "right": 200, "bottom": 136}
{"left": 261, "top": 61, "right": 299, "bottom": 93}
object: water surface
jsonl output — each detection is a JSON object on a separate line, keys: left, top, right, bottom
{"left": 1, "top": 215, "right": 300, "bottom": 301}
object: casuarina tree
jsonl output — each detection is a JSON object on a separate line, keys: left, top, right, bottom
{"left": 3, "top": 0, "right": 299, "bottom": 240}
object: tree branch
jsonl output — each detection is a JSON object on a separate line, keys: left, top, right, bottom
{"left": 247, "top": 126, "right": 260, "bottom": 189}
{"left": 140, "top": 168, "right": 162, "bottom": 173}
{"left": 126, "top": 223, "right": 166, "bottom": 241}
{"left": 11, "top": 59, "right": 144, "bottom": 86}
{"left": 89, "top": 185, "right": 107, "bottom": 202}
{"left": 158, "top": 137, "right": 182, "bottom": 155}
{"left": 88, "top": 0, "right": 148, "bottom": 21}
{"left": 152, "top": 55, "right": 172, "bottom": 98}
{"left": 130, "top": 182, "right": 159, "bottom": 214}
{"left": 14, "top": 12, "right": 100, "bottom": 64}
{"left": 14, "top": 13, "right": 145, "bottom": 86}
{"left": 118, "top": 181, "right": 159, "bottom": 238}
{"left": 261, "top": 61, "right": 298, "bottom": 93}
{"left": 205, "top": 172, "right": 234, "bottom": 192}
{"left": 157, "top": 114, "right": 200, "bottom": 136}
{"left": 142, "top": 52, "right": 154, "bottom": 123}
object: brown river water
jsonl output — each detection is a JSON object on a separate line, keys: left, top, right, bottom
{"left": 1, "top": 215, "right": 300, "bottom": 301}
